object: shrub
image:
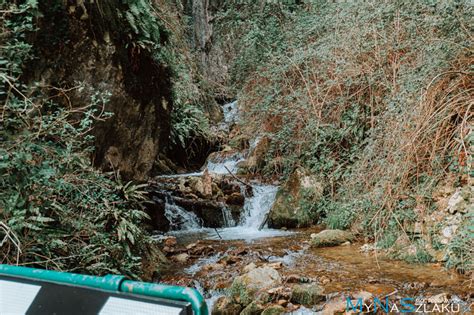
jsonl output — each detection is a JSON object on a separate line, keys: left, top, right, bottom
{"left": 0, "top": 1, "right": 158, "bottom": 278}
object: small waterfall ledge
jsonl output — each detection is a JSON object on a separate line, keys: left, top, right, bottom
{"left": 153, "top": 101, "right": 291, "bottom": 241}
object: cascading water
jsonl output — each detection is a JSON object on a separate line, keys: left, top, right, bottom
{"left": 206, "top": 185, "right": 290, "bottom": 241}
{"left": 164, "top": 194, "right": 202, "bottom": 230}
{"left": 221, "top": 206, "right": 235, "bottom": 227}
{"left": 159, "top": 100, "right": 290, "bottom": 240}
{"left": 240, "top": 185, "right": 278, "bottom": 228}
{"left": 206, "top": 153, "right": 245, "bottom": 175}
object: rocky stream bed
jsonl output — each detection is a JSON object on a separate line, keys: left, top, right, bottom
{"left": 148, "top": 101, "right": 472, "bottom": 314}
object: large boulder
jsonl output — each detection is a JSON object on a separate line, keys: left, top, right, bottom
{"left": 310, "top": 229, "right": 354, "bottom": 248}
{"left": 230, "top": 267, "right": 282, "bottom": 306}
{"left": 290, "top": 284, "right": 325, "bottom": 306}
{"left": 268, "top": 168, "right": 324, "bottom": 228}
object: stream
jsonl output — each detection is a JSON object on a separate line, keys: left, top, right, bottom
{"left": 153, "top": 101, "right": 472, "bottom": 314}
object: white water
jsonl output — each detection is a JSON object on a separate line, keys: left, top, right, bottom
{"left": 160, "top": 99, "right": 290, "bottom": 240}
{"left": 221, "top": 206, "right": 236, "bottom": 227}
{"left": 184, "top": 252, "right": 222, "bottom": 276}
{"left": 206, "top": 185, "right": 291, "bottom": 241}
{"left": 164, "top": 197, "right": 202, "bottom": 230}
{"left": 164, "top": 184, "right": 289, "bottom": 241}
{"left": 206, "top": 153, "right": 245, "bottom": 175}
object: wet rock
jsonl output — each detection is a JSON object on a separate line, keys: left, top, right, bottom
{"left": 219, "top": 255, "right": 241, "bottom": 265}
{"left": 226, "top": 192, "right": 245, "bottom": 206}
{"left": 163, "top": 246, "right": 174, "bottom": 254}
{"left": 290, "top": 283, "right": 325, "bottom": 306}
{"left": 164, "top": 236, "right": 177, "bottom": 247}
{"left": 202, "top": 169, "right": 213, "bottom": 198}
{"left": 230, "top": 247, "right": 249, "bottom": 256}
{"left": 310, "top": 229, "right": 354, "bottom": 248}
{"left": 230, "top": 267, "right": 282, "bottom": 306}
{"left": 202, "top": 263, "right": 224, "bottom": 271}
{"left": 261, "top": 305, "right": 285, "bottom": 315}
{"left": 189, "top": 245, "right": 215, "bottom": 256}
{"left": 240, "top": 301, "right": 264, "bottom": 315}
{"left": 172, "top": 253, "right": 189, "bottom": 263}
{"left": 268, "top": 167, "right": 323, "bottom": 228}
{"left": 212, "top": 296, "right": 242, "bottom": 315}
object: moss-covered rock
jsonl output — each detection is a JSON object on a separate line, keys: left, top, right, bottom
{"left": 212, "top": 296, "right": 242, "bottom": 315}
{"left": 261, "top": 305, "right": 285, "bottom": 315}
{"left": 268, "top": 167, "right": 323, "bottom": 228}
{"left": 240, "top": 301, "right": 264, "bottom": 315}
{"left": 230, "top": 267, "right": 282, "bottom": 306}
{"left": 310, "top": 229, "right": 354, "bottom": 248}
{"left": 290, "top": 284, "right": 325, "bottom": 306}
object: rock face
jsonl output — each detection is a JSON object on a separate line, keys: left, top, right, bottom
{"left": 310, "top": 229, "right": 354, "bottom": 248}
{"left": 268, "top": 168, "right": 324, "bottom": 228}
{"left": 230, "top": 267, "right": 282, "bottom": 306}
{"left": 149, "top": 174, "right": 244, "bottom": 230}
{"left": 27, "top": 1, "right": 175, "bottom": 181}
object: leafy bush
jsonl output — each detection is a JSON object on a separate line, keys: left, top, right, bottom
{"left": 0, "top": 1, "right": 158, "bottom": 278}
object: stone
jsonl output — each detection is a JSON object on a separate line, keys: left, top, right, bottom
{"left": 172, "top": 253, "right": 189, "bottom": 263}
{"left": 164, "top": 236, "right": 177, "bottom": 247}
{"left": 286, "top": 274, "right": 302, "bottom": 283}
{"left": 277, "top": 299, "right": 288, "bottom": 306}
{"left": 290, "top": 284, "right": 325, "bottom": 306}
{"left": 310, "top": 229, "right": 354, "bottom": 248}
{"left": 226, "top": 192, "right": 245, "bottom": 206}
{"left": 322, "top": 299, "right": 346, "bottom": 315}
{"left": 319, "top": 276, "right": 330, "bottom": 285}
{"left": 240, "top": 301, "right": 264, "bottom": 315}
{"left": 266, "top": 262, "right": 283, "bottom": 269}
{"left": 230, "top": 267, "right": 282, "bottom": 306}
{"left": 262, "top": 305, "right": 285, "bottom": 315}
{"left": 202, "top": 169, "right": 213, "bottom": 198}
{"left": 447, "top": 189, "right": 464, "bottom": 214}
{"left": 268, "top": 167, "right": 323, "bottom": 228}
{"left": 212, "top": 296, "right": 242, "bottom": 315}
{"left": 427, "top": 293, "right": 449, "bottom": 304}
{"left": 243, "top": 263, "right": 257, "bottom": 273}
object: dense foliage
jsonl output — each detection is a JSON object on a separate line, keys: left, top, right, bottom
{"left": 0, "top": 1, "right": 159, "bottom": 278}
{"left": 223, "top": 0, "right": 472, "bottom": 271}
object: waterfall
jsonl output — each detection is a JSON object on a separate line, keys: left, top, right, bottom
{"left": 240, "top": 185, "right": 278, "bottom": 228}
{"left": 205, "top": 184, "right": 290, "bottom": 241}
{"left": 157, "top": 99, "right": 290, "bottom": 240}
{"left": 206, "top": 153, "right": 245, "bottom": 175}
{"left": 164, "top": 196, "right": 202, "bottom": 230}
{"left": 221, "top": 206, "right": 235, "bottom": 227}
{"left": 223, "top": 101, "right": 239, "bottom": 125}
